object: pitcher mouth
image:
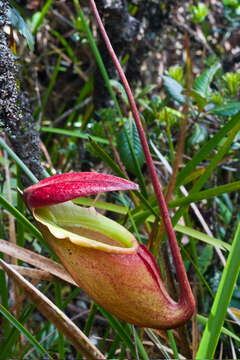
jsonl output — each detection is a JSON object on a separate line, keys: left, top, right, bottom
{"left": 33, "top": 201, "right": 138, "bottom": 254}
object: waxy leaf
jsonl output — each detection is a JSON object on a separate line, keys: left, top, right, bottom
{"left": 193, "top": 62, "right": 220, "bottom": 98}
{"left": 8, "top": 7, "right": 35, "bottom": 51}
{"left": 23, "top": 172, "right": 138, "bottom": 208}
{"left": 209, "top": 102, "right": 240, "bottom": 116}
{"left": 162, "top": 76, "right": 185, "bottom": 103}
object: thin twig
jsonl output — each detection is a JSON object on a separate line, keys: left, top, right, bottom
{"left": 52, "top": 97, "right": 91, "bottom": 126}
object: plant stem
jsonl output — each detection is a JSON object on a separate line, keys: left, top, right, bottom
{"left": 89, "top": 0, "right": 194, "bottom": 307}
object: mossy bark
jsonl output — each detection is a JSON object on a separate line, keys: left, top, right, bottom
{"left": 0, "top": 0, "right": 44, "bottom": 185}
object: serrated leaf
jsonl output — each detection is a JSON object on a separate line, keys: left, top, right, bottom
{"left": 110, "top": 79, "right": 128, "bottom": 104}
{"left": 209, "top": 102, "right": 240, "bottom": 116}
{"left": 8, "top": 7, "right": 34, "bottom": 51}
{"left": 117, "top": 120, "right": 145, "bottom": 175}
{"left": 193, "top": 62, "right": 220, "bottom": 97}
{"left": 162, "top": 76, "right": 185, "bottom": 103}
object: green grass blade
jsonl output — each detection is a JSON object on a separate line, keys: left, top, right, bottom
{"left": 16, "top": 166, "right": 25, "bottom": 248}
{"left": 146, "top": 329, "right": 171, "bottom": 359}
{"left": 126, "top": 324, "right": 149, "bottom": 360}
{"left": 197, "top": 314, "right": 240, "bottom": 343}
{"left": 52, "top": 29, "right": 78, "bottom": 63}
{"left": 196, "top": 222, "right": 240, "bottom": 359}
{"left": 97, "top": 306, "right": 137, "bottom": 358}
{"left": 32, "top": 0, "right": 53, "bottom": 35}
{"left": 41, "top": 126, "right": 109, "bottom": 144}
{"left": 2, "top": 303, "right": 37, "bottom": 359}
{"left": 0, "top": 261, "right": 10, "bottom": 340}
{"left": 172, "top": 118, "right": 240, "bottom": 226}
{"left": 84, "top": 302, "right": 97, "bottom": 337}
{"left": 0, "top": 195, "right": 43, "bottom": 243}
{"left": 190, "top": 120, "right": 240, "bottom": 194}
{"left": 98, "top": 305, "right": 149, "bottom": 359}
{"left": 0, "top": 137, "right": 38, "bottom": 184}
{"left": 106, "top": 334, "right": 121, "bottom": 359}
{"left": 127, "top": 180, "right": 240, "bottom": 220}
{"left": 167, "top": 330, "right": 179, "bottom": 360}
{"left": 181, "top": 245, "right": 214, "bottom": 297}
{"left": 170, "top": 181, "right": 240, "bottom": 208}
{"left": 176, "top": 113, "right": 240, "bottom": 187}
{"left": 0, "top": 304, "right": 53, "bottom": 359}
{"left": 175, "top": 224, "right": 231, "bottom": 251}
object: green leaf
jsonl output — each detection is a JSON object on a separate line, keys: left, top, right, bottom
{"left": 198, "top": 245, "right": 214, "bottom": 274}
{"left": 117, "top": 120, "right": 145, "bottom": 175}
{"left": 189, "top": 3, "right": 209, "bottom": 23}
{"left": 110, "top": 79, "right": 128, "bottom": 104}
{"left": 193, "top": 62, "right": 220, "bottom": 97}
{"left": 209, "top": 101, "right": 240, "bottom": 116}
{"left": 136, "top": 84, "right": 156, "bottom": 98}
{"left": 216, "top": 197, "right": 232, "bottom": 224}
{"left": 188, "top": 123, "right": 208, "bottom": 146}
{"left": 137, "top": 98, "right": 153, "bottom": 112}
{"left": 8, "top": 7, "right": 34, "bottom": 51}
{"left": 162, "top": 76, "right": 185, "bottom": 103}
{"left": 186, "top": 89, "right": 207, "bottom": 111}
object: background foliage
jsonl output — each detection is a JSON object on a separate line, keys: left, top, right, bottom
{"left": 0, "top": 0, "right": 240, "bottom": 359}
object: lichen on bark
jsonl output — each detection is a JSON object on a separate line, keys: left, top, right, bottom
{"left": 0, "top": 0, "right": 44, "bottom": 185}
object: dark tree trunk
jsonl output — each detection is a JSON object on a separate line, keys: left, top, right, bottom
{"left": 0, "top": 0, "right": 44, "bottom": 186}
